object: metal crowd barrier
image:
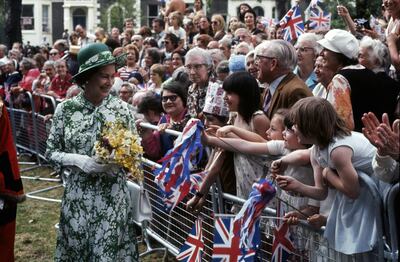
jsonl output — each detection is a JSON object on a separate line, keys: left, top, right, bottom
{"left": 384, "top": 183, "right": 399, "bottom": 261}
{"left": 137, "top": 122, "right": 397, "bottom": 261}
{"left": 7, "top": 91, "right": 62, "bottom": 202}
{"left": 6, "top": 93, "right": 398, "bottom": 261}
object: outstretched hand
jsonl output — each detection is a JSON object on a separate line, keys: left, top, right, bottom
{"left": 362, "top": 112, "right": 400, "bottom": 160}
{"left": 307, "top": 214, "right": 327, "bottom": 229}
{"left": 270, "top": 159, "right": 288, "bottom": 178}
{"left": 275, "top": 175, "right": 300, "bottom": 192}
{"left": 205, "top": 125, "right": 220, "bottom": 137}
{"left": 186, "top": 195, "right": 206, "bottom": 214}
{"left": 337, "top": 5, "right": 350, "bottom": 18}
{"left": 283, "top": 211, "right": 303, "bottom": 225}
{"left": 216, "top": 125, "right": 233, "bottom": 138}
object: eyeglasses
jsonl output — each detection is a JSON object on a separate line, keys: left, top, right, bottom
{"left": 296, "top": 47, "right": 314, "bottom": 53}
{"left": 161, "top": 95, "right": 178, "bottom": 102}
{"left": 185, "top": 64, "right": 206, "bottom": 71}
{"left": 211, "top": 21, "right": 219, "bottom": 25}
{"left": 49, "top": 52, "right": 59, "bottom": 56}
{"left": 254, "top": 55, "right": 275, "bottom": 62}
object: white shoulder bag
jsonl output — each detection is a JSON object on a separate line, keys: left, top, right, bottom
{"left": 127, "top": 180, "right": 152, "bottom": 223}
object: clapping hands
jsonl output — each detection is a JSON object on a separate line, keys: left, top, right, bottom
{"left": 362, "top": 112, "right": 400, "bottom": 161}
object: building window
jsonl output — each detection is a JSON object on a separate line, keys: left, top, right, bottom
{"left": 42, "top": 5, "right": 49, "bottom": 32}
{"left": 21, "top": 4, "right": 34, "bottom": 30}
{"left": 73, "top": 8, "right": 87, "bottom": 29}
{"left": 148, "top": 4, "right": 159, "bottom": 26}
{"left": 253, "top": 6, "right": 264, "bottom": 17}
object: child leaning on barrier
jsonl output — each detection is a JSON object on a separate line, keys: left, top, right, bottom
{"left": 186, "top": 82, "right": 234, "bottom": 213}
{"left": 201, "top": 108, "right": 316, "bottom": 252}
{"left": 273, "top": 97, "right": 382, "bottom": 259}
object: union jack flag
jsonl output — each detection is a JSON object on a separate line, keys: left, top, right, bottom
{"left": 271, "top": 223, "right": 295, "bottom": 262}
{"left": 279, "top": 5, "right": 304, "bottom": 42}
{"left": 154, "top": 119, "right": 204, "bottom": 212}
{"left": 234, "top": 179, "right": 276, "bottom": 251}
{"left": 212, "top": 216, "right": 256, "bottom": 261}
{"left": 308, "top": 7, "right": 331, "bottom": 30}
{"left": 176, "top": 218, "right": 204, "bottom": 262}
{"left": 309, "top": 0, "right": 322, "bottom": 8}
{"left": 164, "top": 171, "right": 208, "bottom": 211}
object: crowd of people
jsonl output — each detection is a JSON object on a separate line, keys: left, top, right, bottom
{"left": 0, "top": 0, "right": 399, "bottom": 261}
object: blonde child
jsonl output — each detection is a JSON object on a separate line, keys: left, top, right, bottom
{"left": 166, "top": 11, "right": 186, "bottom": 51}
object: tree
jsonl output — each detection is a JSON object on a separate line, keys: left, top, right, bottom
{"left": 99, "top": 0, "right": 137, "bottom": 32}
{"left": 4, "top": 0, "right": 22, "bottom": 49}
{"left": 320, "top": 0, "right": 382, "bottom": 30}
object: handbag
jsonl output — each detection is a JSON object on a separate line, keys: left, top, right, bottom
{"left": 127, "top": 180, "right": 152, "bottom": 223}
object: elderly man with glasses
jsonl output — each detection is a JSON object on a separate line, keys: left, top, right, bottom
{"left": 255, "top": 39, "right": 312, "bottom": 119}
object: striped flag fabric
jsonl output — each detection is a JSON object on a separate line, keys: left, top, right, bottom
{"left": 154, "top": 119, "right": 204, "bottom": 212}
{"left": 279, "top": 5, "right": 305, "bottom": 42}
{"left": 234, "top": 179, "right": 276, "bottom": 251}
{"left": 308, "top": 6, "right": 331, "bottom": 30}
{"left": 176, "top": 218, "right": 205, "bottom": 262}
{"left": 212, "top": 216, "right": 256, "bottom": 261}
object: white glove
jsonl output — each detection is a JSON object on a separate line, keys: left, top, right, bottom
{"left": 62, "top": 153, "right": 118, "bottom": 174}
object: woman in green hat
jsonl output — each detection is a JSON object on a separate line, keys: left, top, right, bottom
{"left": 46, "top": 43, "right": 139, "bottom": 261}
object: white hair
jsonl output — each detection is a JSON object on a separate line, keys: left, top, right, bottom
{"left": 208, "top": 48, "right": 226, "bottom": 62}
{"left": 359, "top": 36, "right": 391, "bottom": 72}
{"left": 245, "top": 51, "right": 255, "bottom": 70}
{"left": 185, "top": 47, "right": 213, "bottom": 67}
{"left": 255, "top": 39, "right": 297, "bottom": 71}
{"left": 295, "top": 32, "right": 323, "bottom": 55}
{"left": 234, "top": 42, "right": 254, "bottom": 54}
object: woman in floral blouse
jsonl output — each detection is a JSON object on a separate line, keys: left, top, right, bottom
{"left": 46, "top": 43, "right": 139, "bottom": 261}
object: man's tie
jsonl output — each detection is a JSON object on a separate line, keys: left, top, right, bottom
{"left": 263, "top": 88, "right": 272, "bottom": 113}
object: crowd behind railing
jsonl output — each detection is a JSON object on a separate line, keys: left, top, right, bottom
{"left": 3, "top": 89, "right": 398, "bottom": 261}
{"left": 1, "top": 0, "right": 400, "bottom": 261}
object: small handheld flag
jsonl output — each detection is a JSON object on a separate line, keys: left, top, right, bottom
{"left": 176, "top": 218, "right": 205, "bottom": 262}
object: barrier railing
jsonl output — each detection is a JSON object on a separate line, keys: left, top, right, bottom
{"left": 5, "top": 93, "right": 397, "bottom": 261}
{"left": 385, "top": 183, "right": 399, "bottom": 261}
{"left": 7, "top": 91, "right": 61, "bottom": 202}
{"left": 32, "top": 93, "right": 57, "bottom": 116}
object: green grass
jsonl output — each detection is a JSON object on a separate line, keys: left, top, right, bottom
{"left": 15, "top": 165, "right": 62, "bottom": 262}
{"left": 15, "top": 164, "right": 167, "bottom": 261}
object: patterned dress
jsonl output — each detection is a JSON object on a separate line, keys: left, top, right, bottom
{"left": 46, "top": 93, "right": 139, "bottom": 261}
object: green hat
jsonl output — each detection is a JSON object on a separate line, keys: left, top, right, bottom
{"left": 73, "top": 43, "right": 120, "bottom": 80}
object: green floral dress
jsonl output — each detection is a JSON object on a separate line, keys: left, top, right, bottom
{"left": 46, "top": 93, "right": 139, "bottom": 261}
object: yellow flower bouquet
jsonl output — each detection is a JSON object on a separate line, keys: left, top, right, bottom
{"left": 94, "top": 120, "right": 144, "bottom": 181}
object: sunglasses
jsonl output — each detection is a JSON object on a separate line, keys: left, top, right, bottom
{"left": 161, "top": 95, "right": 178, "bottom": 102}
{"left": 50, "top": 52, "right": 59, "bottom": 56}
